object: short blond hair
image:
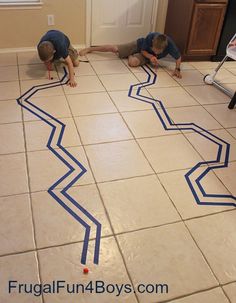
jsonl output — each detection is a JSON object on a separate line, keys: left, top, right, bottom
{"left": 153, "top": 34, "right": 168, "bottom": 50}
{"left": 37, "top": 41, "right": 54, "bottom": 61}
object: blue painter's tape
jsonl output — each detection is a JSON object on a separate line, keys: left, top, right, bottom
{"left": 128, "top": 65, "right": 236, "bottom": 207}
{"left": 17, "top": 67, "right": 102, "bottom": 265}
{"left": 16, "top": 62, "right": 235, "bottom": 268}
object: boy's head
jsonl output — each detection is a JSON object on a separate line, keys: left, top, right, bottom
{"left": 152, "top": 34, "right": 168, "bottom": 55}
{"left": 37, "top": 41, "right": 55, "bottom": 62}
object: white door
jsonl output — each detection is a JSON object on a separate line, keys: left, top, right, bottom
{"left": 91, "top": 0, "right": 156, "bottom": 45}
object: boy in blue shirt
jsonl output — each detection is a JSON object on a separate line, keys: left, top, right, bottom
{"left": 79, "top": 32, "right": 182, "bottom": 78}
{"left": 37, "top": 30, "right": 79, "bottom": 87}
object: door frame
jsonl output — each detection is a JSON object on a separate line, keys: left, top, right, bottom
{"left": 86, "top": 0, "right": 159, "bottom": 46}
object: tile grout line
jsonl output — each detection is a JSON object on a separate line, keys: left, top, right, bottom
{"left": 0, "top": 59, "right": 235, "bottom": 211}
{"left": 152, "top": 67, "right": 236, "bottom": 199}
{"left": 102, "top": 62, "right": 193, "bottom": 240}
{"left": 85, "top": 58, "right": 148, "bottom": 302}
{"left": 174, "top": 75, "right": 236, "bottom": 198}
{"left": 220, "top": 286, "right": 233, "bottom": 303}
{"left": 2, "top": 53, "right": 236, "bottom": 302}
{"left": 0, "top": 174, "right": 235, "bottom": 223}
{"left": 16, "top": 52, "right": 45, "bottom": 303}
{"left": 0, "top": 167, "right": 204, "bottom": 198}
{"left": 1, "top": 126, "right": 236, "bottom": 155}
{"left": 84, "top": 57, "right": 235, "bottom": 302}
{"left": 181, "top": 131, "right": 235, "bottom": 197}
{"left": 1, "top": 207, "right": 236, "bottom": 266}
{"left": 120, "top": 67, "right": 223, "bottom": 295}
{"left": 124, "top": 63, "right": 236, "bottom": 300}
{"left": 62, "top": 59, "right": 141, "bottom": 303}
{"left": 176, "top": 127, "right": 234, "bottom": 197}
{"left": 156, "top": 285, "right": 231, "bottom": 303}
{"left": 0, "top": 60, "right": 235, "bottom": 205}
{"left": 183, "top": 222, "right": 232, "bottom": 303}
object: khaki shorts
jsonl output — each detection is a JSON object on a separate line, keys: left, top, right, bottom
{"left": 68, "top": 44, "right": 79, "bottom": 63}
{"left": 117, "top": 41, "right": 148, "bottom": 66}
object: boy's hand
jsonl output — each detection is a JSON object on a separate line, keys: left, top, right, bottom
{"left": 172, "top": 68, "right": 182, "bottom": 79}
{"left": 44, "top": 61, "right": 53, "bottom": 71}
{"left": 64, "top": 56, "right": 77, "bottom": 87}
{"left": 150, "top": 56, "right": 158, "bottom": 67}
{"left": 67, "top": 78, "right": 77, "bottom": 87}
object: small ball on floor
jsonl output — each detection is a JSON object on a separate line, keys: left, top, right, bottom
{"left": 83, "top": 267, "right": 89, "bottom": 274}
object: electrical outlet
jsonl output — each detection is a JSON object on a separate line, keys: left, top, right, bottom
{"left": 47, "top": 15, "right": 55, "bottom": 26}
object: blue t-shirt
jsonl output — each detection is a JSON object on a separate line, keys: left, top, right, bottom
{"left": 137, "top": 32, "right": 181, "bottom": 60}
{"left": 38, "top": 30, "right": 70, "bottom": 60}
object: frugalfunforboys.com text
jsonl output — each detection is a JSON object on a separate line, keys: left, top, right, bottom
{"left": 8, "top": 280, "right": 169, "bottom": 297}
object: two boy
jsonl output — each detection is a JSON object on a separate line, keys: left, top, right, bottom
{"left": 37, "top": 30, "right": 182, "bottom": 87}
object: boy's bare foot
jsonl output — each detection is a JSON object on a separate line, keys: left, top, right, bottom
{"left": 79, "top": 48, "right": 91, "bottom": 56}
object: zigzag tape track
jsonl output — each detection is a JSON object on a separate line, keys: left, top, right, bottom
{"left": 129, "top": 65, "right": 236, "bottom": 207}
{"left": 17, "top": 67, "right": 101, "bottom": 265}
{"left": 16, "top": 63, "right": 235, "bottom": 267}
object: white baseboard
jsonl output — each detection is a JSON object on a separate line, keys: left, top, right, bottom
{"left": 0, "top": 47, "right": 37, "bottom": 54}
{"left": 0, "top": 44, "right": 86, "bottom": 54}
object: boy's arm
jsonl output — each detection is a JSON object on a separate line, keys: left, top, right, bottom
{"left": 172, "top": 56, "right": 182, "bottom": 78}
{"left": 64, "top": 56, "right": 77, "bottom": 87}
{"left": 141, "top": 50, "right": 158, "bottom": 66}
{"left": 167, "top": 38, "right": 182, "bottom": 78}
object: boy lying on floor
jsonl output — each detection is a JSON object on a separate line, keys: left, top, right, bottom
{"left": 80, "top": 32, "right": 182, "bottom": 78}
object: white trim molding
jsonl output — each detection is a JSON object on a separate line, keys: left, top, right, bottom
{"left": 0, "top": 0, "right": 43, "bottom": 9}
{"left": 86, "top": 0, "right": 92, "bottom": 47}
{"left": 0, "top": 47, "right": 37, "bottom": 54}
{"left": 151, "top": 0, "right": 159, "bottom": 32}
{"left": 0, "top": 44, "right": 86, "bottom": 54}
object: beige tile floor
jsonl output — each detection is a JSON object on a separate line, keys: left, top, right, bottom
{"left": 0, "top": 51, "right": 236, "bottom": 303}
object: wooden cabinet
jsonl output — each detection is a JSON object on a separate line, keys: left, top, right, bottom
{"left": 164, "top": 0, "right": 228, "bottom": 60}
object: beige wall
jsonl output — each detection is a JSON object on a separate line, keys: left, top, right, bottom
{"left": 0, "top": 0, "right": 168, "bottom": 50}
{"left": 0, "top": 0, "right": 86, "bottom": 49}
